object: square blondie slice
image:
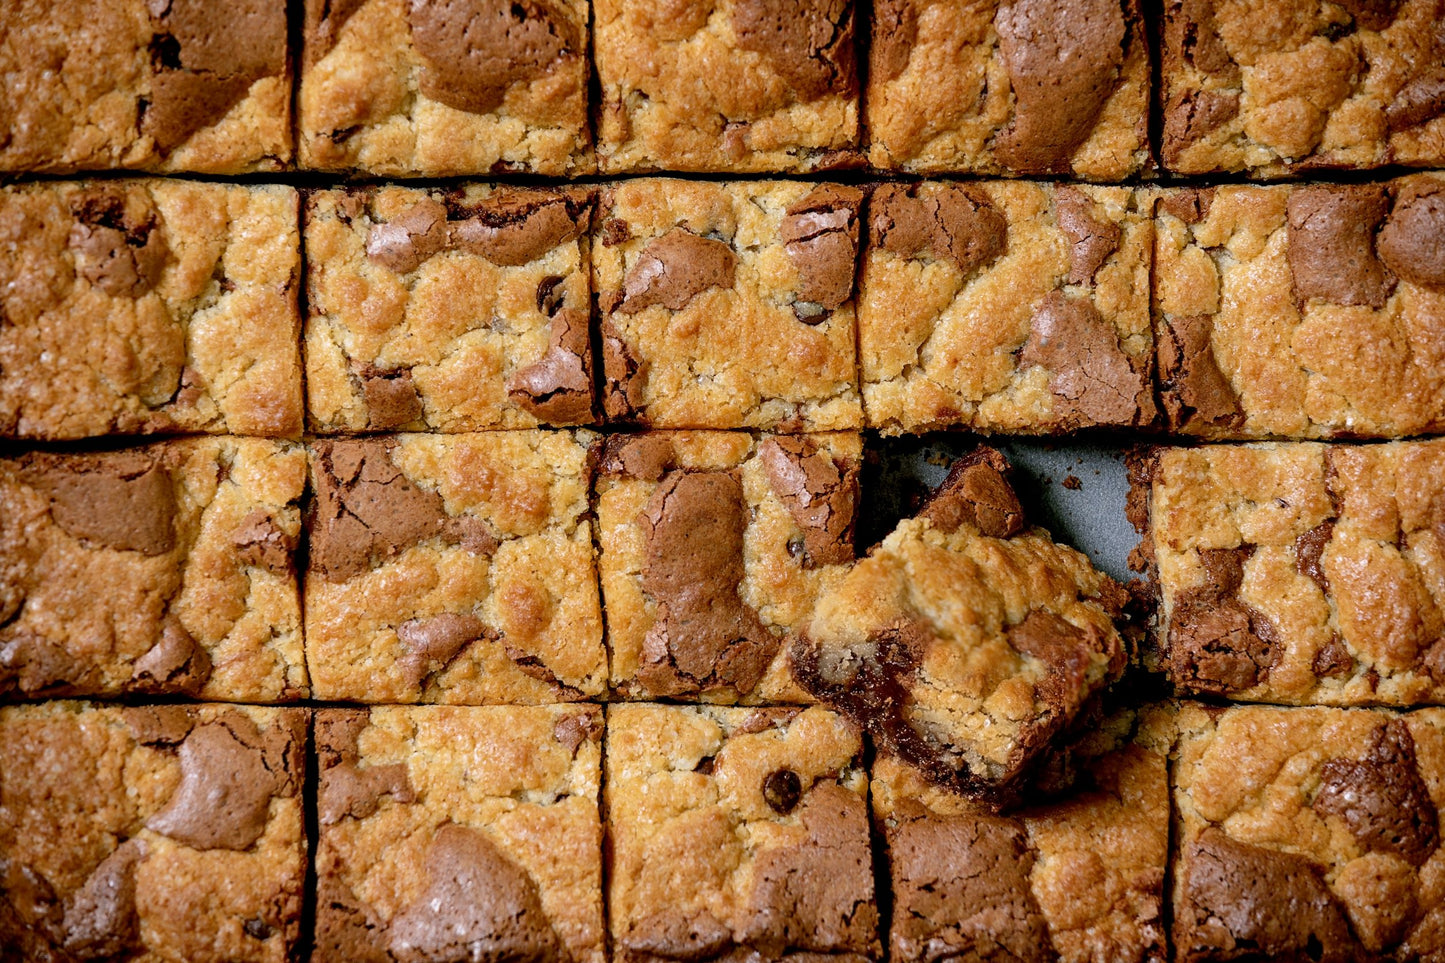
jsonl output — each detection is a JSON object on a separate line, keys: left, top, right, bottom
{"left": 304, "top": 432, "right": 604, "bottom": 704}
{"left": 0, "top": 180, "right": 303, "bottom": 440}
{"left": 595, "top": 179, "right": 864, "bottom": 431}
{"left": 867, "top": 0, "right": 1149, "bottom": 179}
{"left": 1172, "top": 703, "right": 1445, "bottom": 961}
{"left": 1160, "top": 0, "right": 1445, "bottom": 175}
{"left": 873, "top": 706, "right": 1172, "bottom": 963}
{"left": 606, "top": 704, "right": 879, "bottom": 962}
{"left": 299, "top": 0, "right": 591, "bottom": 175}
{"left": 0, "top": 0, "right": 290, "bottom": 173}
{"left": 0, "top": 702, "right": 306, "bottom": 962}
{"left": 305, "top": 185, "right": 594, "bottom": 432}
{"left": 860, "top": 181, "right": 1154, "bottom": 434}
{"left": 596, "top": 431, "right": 861, "bottom": 704}
{"left": 1153, "top": 178, "right": 1445, "bottom": 439}
{"left": 594, "top": 0, "right": 860, "bottom": 172}
{"left": 0, "top": 439, "right": 308, "bottom": 702}
{"left": 314, "top": 705, "right": 604, "bottom": 963}
{"left": 1147, "top": 440, "right": 1445, "bottom": 705}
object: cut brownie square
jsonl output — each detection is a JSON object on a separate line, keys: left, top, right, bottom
{"left": 0, "top": 702, "right": 306, "bottom": 961}
{"left": 596, "top": 431, "right": 861, "bottom": 704}
{"left": 595, "top": 179, "right": 864, "bottom": 431}
{"left": 1148, "top": 440, "right": 1445, "bottom": 705}
{"left": 299, "top": 0, "right": 591, "bottom": 176}
{"left": 0, "top": 439, "right": 308, "bottom": 702}
{"left": 1154, "top": 178, "right": 1445, "bottom": 440}
{"left": 1172, "top": 703, "right": 1445, "bottom": 961}
{"left": 873, "top": 706, "right": 1172, "bottom": 963}
{"left": 606, "top": 704, "right": 879, "bottom": 962}
{"left": 0, "top": 180, "right": 303, "bottom": 440}
{"left": 305, "top": 185, "right": 595, "bottom": 433}
{"left": 1160, "top": 0, "right": 1445, "bottom": 175}
{"left": 314, "top": 705, "right": 604, "bottom": 963}
{"left": 860, "top": 181, "right": 1155, "bottom": 434}
{"left": 303, "top": 431, "right": 604, "bottom": 704}
{"left": 0, "top": 0, "right": 290, "bottom": 174}
{"left": 594, "top": 0, "right": 860, "bottom": 173}
{"left": 792, "top": 447, "right": 1128, "bottom": 803}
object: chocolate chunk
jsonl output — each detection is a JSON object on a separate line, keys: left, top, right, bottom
{"left": 1168, "top": 549, "right": 1282, "bottom": 695}
{"left": 143, "top": 0, "right": 286, "bottom": 151}
{"left": 553, "top": 711, "right": 602, "bottom": 753}
{"left": 731, "top": 0, "right": 858, "bottom": 102}
{"left": 60, "top": 839, "right": 146, "bottom": 960}
{"left": 622, "top": 910, "right": 732, "bottom": 959}
{"left": 871, "top": 0, "right": 917, "bottom": 83}
{"left": 597, "top": 433, "right": 674, "bottom": 481}
{"left": 365, "top": 199, "right": 450, "bottom": 274}
{"left": 1336, "top": 0, "right": 1403, "bottom": 30}
{"left": 0, "top": 634, "right": 87, "bottom": 697}
{"left": 889, "top": 812, "right": 1050, "bottom": 963}
{"left": 67, "top": 191, "right": 169, "bottom": 298}
{"left": 738, "top": 784, "right": 878, "bottom": 957}
{"left": 1158, "top": 188, "right": 1215, "bottom": 225}
{"left": 1158, "top": 314, "right": 1244, "bottom": 430}
{"left": 1312, "top": 637, "right": 1355, "bottom": 679}
{"left": 320, "top": 760, "right": 415, "bottom": 825}
{"left": 535, "top": 275, "right": 566, "bottom": 315}
{"left": 233, "top": 510, "right": 296, "bottom": 575}
{"left": 763, "top": 769, "right": 803, "bottom": 815}
{"left": 309, "top": 439, "right": 449, "bottom": 581}
{"left": 637, "top": 471, "right": 778, "bottom": 697}
{"left": 408, "top": 0, "right": 579, "bottom": 115}
{"left": 1386, "top": 67, "right": 1445, "bottom": 133}
{"left": 781, "top": 184, "right": 864, "bottom": 312}
{"left": 146, "top": 717, "right": 278, "bottom": 850}
{"left": 1296, "top": 521, "right": 1334, "bottom": 593}
{"left": 396, "top": 613, "right": 496, "bottom": 690}
{"left": 870, "top": 183, "right": 1008, "bottom": 277}
{"left": 994, "top": 0, "right": 1126, "bottom": 173}
{"left": 387, "top": 824, "right": 562, "bottom": 963}
{"left": 918, "top": 447, "right": 1025, "bottom": 539}
{"left": 1286, "top": 185, "right": 1397, "bottom": 309}
{"left": 450, "top": 192, "right": 587, "bottom": 267}
{"left": 1055, "top": 187, "right": 1121, "bottom": 284}
{"left": 315, "top": 874, "right": 392, "bottom": 963}
{"left": 122, "top": 705, "right": 194, "bottom": 746}
{"left": 507, "top": 310, "right": 593, "bottom": 423}
{"left": 1177, "top": 828, "right": 1359, "bottom": 962}
{"left": 1378, "top": 179, "right": 1445, "bottom": 291}
{"left": 1009, "top": 610, "right": 1105, "bottom": 718}
{"left": 354, "top": 365, "right": 425, "bottom": 430}
{"left": 1314, "top": 719, "right": 1440, "bottom": 867}
{"left": 129, "top": 619, "right": 212, "bottom": 696}
{"left": 601, "top": 318, "right": 648, "bottom": 419}
{"left": 1019, "top": 291, "right": 1148, "bottom": 426}
{"left": 31, "top": 451, "right": 177, "bottom": 556}
{"left": 759, "top": 436, "right": 858, "bottom": 568}
{"left": 617, "top": 229, "right": 738, "bottom": 314}
{"left": 1163, "top": 89, "right": 1240, "bottom": 161}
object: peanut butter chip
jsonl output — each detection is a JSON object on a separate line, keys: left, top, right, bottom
{"left": 618, "top": 229, "right": 738, "bottom": 314}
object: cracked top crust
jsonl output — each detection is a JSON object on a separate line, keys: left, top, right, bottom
{"left": 0, "top": 701, "right": 305, "bottom": 963}
{"left": 303, "top": 431, "right": 605, "bottom": 705}
{"left": 0, "top": 439, "right": 308, "bottom": 703}
{"left": 299, "top": 0, "right": 591, "bottom": 176}
{"left": 861, "top": 181, "right": 1154, "bottom": 435}
{"left": 1151, "top": 440, "right": 1445, "bottom": 705}
{"left": 313, "top": 705, "right": 604, "bottom": 963}
{"left": 605, "top": 704, "right": 879, "bottom": 962}
{"left": 305, "top": 184, "right": 595, "bottom": 433}
{"left": 0, "top": 180, "right": 303, "bottom": 441}
{"left": 866, "top": 0, "right": 1149, "bottom": 179}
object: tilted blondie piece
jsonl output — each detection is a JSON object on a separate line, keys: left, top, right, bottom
{"left": 0, "top": 180, "right": 303, "bottom": 440}
{"left": 1154, "top": 178, "right": 1445, "bottom": 439}
{"left": 299, "top": 0, "right": 590, "bottom": 175}
{"left": 1172, "top": 703, "right": 1445, "bottom": 961}
{"left": 1147, "top": 440, "right": 1445, "bottom": 705}
{"left": 0, "top": 0, "right": 290, "bottom": 173}
{"left": 304, "top": 432, "right": 604, "bottom": 704}
{"left": 595, "top": 179, "right": 864, "bottom": 431}
{"left": 606, "top": 704, "right": 879, "bottom": 962}
{"left": 1161, "top": 0, "right": 1445, "bottom": 175}
{"left": 596, "top": 431, "right": 861, "bottom": 703}
{"left": 873, "top": 706, "right": 1172, "bottom": 963}
{"left": 868, "top": 0, "right": 1149, "bottom": 178}
{"left": 793, "top": 447, "right": 1127, "bottom": 803}
{"left": 0, "top": 702, "right": 306, "bottom": 962}
{"left": 860, "top": 181, "right": 1155, "bottom": 434}
{"left": 305, "top": 185, "right": 595, "bottom": 432}
{"left": 594, "top": 0, "right": 860, "bottom": 172}
{"left": 0, "top": 440, "right": 308, "bottom": 702}
{"left": 314, "top": 706, "right": 604, "bottom": 963}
